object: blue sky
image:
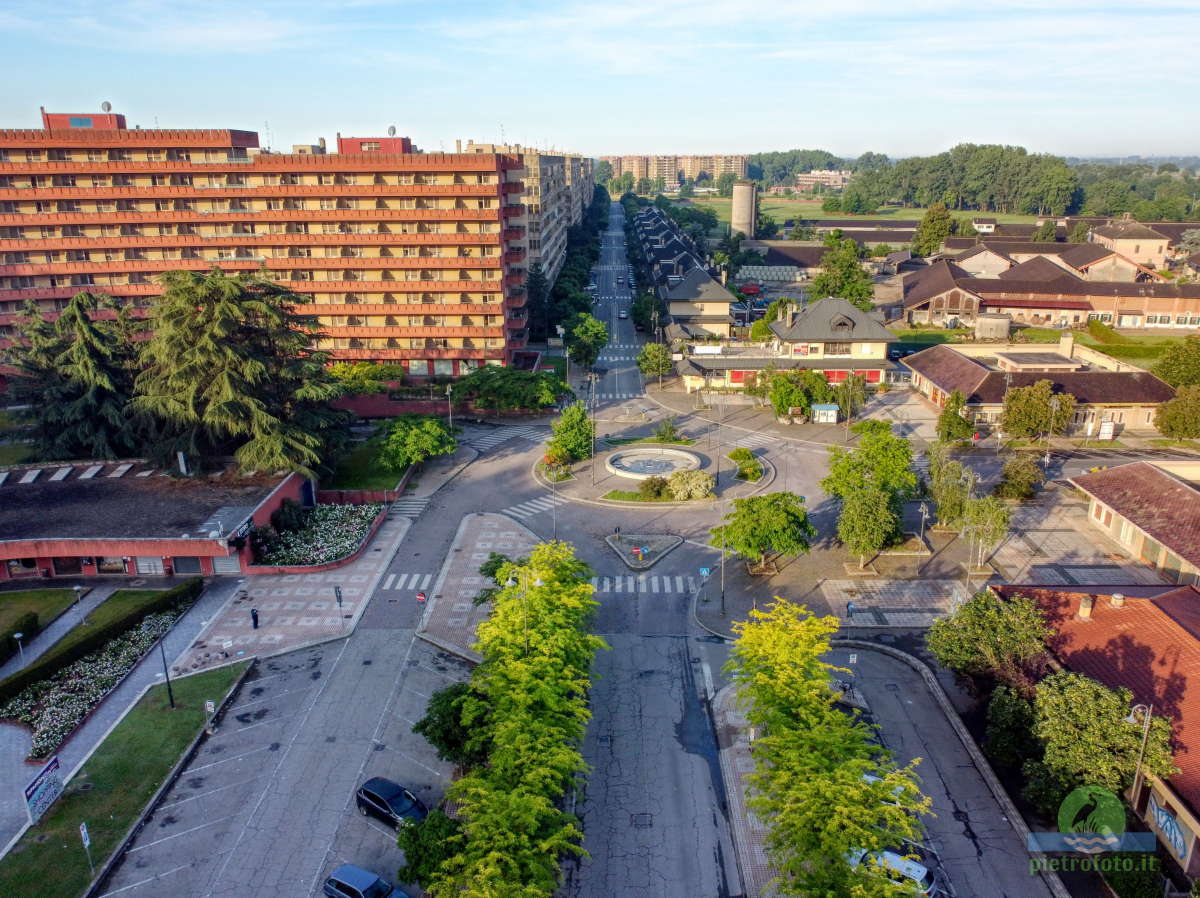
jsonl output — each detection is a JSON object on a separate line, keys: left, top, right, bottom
{"left": 1, "top": 1, "right": 1198, "bottom": 158}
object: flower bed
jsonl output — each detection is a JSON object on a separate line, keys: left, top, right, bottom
{"left": 256, "top": 503, "right": 384, "bottom": 567}
{"left": 0, "top": 609, "right": 185, "bottom": 758}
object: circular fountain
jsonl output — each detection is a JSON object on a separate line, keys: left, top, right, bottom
{"left": 605, "top": 447, "right": 702, "bottom": 481}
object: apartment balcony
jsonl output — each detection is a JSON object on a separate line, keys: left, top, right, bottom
{"left": 0, "top": 231, "right": 503, "bottom": 251}
{"left": 320, "top": 325, "right": 505, "bottom": 339}
{"left": 502, "top": 227, "right": 525, "bottom": 240}
{"left": 328, "top": 347, "right": 506, "bottom": 361}
{"left": 501, "top": 182, "right": 524, "bottom": 195}
{"left": 504, "top": 249, "right": 526, "bottom": 264}
{"left": 501, "top": 205, "right": 524, "bottom": 219}
{"left": 506, "top": 328, "right": 529, "bottom": 347}
{"left": 505, "top": 291, "right": 528, "bottom": 309}
{"left": 504, "top": 273, "right": 523, "bottom": 286}
{"left": 0, "top": 208, "right": 505, "bottom": 226}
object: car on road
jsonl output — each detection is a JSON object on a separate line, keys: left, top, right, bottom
{"left": 617, "top": 276, "right": 625, "bottom": 284}
{"left": 355, "top": 776, "right": 427, "bottom": 828}
{"left": 323, "top": 863, "right": 409, "bottom": 898}
{"left": 587, "top": 282, "right": 597, "bottom": 291}
{"left": 618, "top": 310, "right": 628, "bottom": 319}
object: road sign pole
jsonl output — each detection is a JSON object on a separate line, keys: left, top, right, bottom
{"left": 80, "top": 822, "right": 94, "bottom": 874}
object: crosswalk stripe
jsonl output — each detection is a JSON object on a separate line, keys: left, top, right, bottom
{"left": 675, "top": 576, "right": 684, "bottom": 591}
{"left": 419, "top": 573, "right": 432, "bottom": 590}
{"left": 650, "top": 577, "right": 660, "bottom": 593}
{"left": 383, "top": 574, "right": 395, "bottom": 590}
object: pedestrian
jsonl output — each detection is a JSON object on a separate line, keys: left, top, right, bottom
{"left": 250, "top": 608, "right": 259, "bottom": 630}
{"left": 614, "top": 525, "right": 621, "bottom": 543}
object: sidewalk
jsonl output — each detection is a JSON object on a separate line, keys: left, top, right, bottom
{"left": 714, "top": 685, "right": 776, "bottom": 898}
{"left": 0, "top": 584, "right": 113, "bottom": 679}
{"left": 416, "top": 513, "right": 539, "bottom": 662}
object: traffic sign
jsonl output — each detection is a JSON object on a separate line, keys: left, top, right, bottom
{"left": 416, "top": 592, "right": 428, "bottom": 604}
{"left": 699, "top": 567, "right": 711, "bottom": 577}
{"left": 204, "top": 700, "right": 215, "bottom": 715}
{"left": 641, "top": 546, "right": 649, "bottom": 555}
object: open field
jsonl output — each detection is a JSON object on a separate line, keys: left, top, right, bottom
{"left": 0, "top": 663, "right": 249, "bottom": 898}
{"left": 681, "top": 196, "right": 1043, "bottom": 226}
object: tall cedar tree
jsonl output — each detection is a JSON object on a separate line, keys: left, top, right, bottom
{"left": 9, "top": 292, "right": 143, "bottom": 460}
{"left": 912, "top": 203, "right": 953, "bottom": 256}
{"left": 133, "top": 269, "right": 347, "bottom": 475}
{"left": 809, "top": 238, "right": 874, "bottom": 311}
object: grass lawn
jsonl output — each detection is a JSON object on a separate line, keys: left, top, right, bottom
{"left": 0, "top": 589, "right": 77, "bottom": 638}
{"left": 684, "top": 196, "right": 1041, "bottom": 226}
{"left": 1013, "top": 327, "right": 1065, "bottom": 344}
{"left": 541, "top": 356, "right": 567, "bottom": 379}
{"left": 0, "top": 443, "right": 32, "bottom": 466}
{"left": 889, "top": 327, "right": 971, "bottom": 344}
{"left": 1076, "top": 331, "right": 1185, "bottom": 368}
{"left": 602, "top": 489, "right": 673, "bottom": 502}
{"left": 325, "top": 441, "right": 406, "bottom": 491}
{"left": 1150, "top": 438, "right": 1200, "bottom": 449}
{"left": 0, "top": 663, "right": 249, "bottom": 898}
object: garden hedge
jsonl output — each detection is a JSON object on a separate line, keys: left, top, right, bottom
{"left": 0, "top": 578, "right": 203, "bottom": 705}
{"left": 0, "top": 612, "right": 40, "bottom": 666}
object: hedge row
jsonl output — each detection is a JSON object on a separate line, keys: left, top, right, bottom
{"left": 0, "top": 612, "right": 40, "bottom": 666}
{"left": 0, "top": 578, "right": 203, "bottom": 705}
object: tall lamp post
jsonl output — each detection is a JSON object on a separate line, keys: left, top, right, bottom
{"left": 504, "top": 574, "right": 544, "bottom": 655}
{"left": 1127, "top": 702, "right": 1154, "bottom": 808}
{"left": 445, "top": 383, "right": 453, "bottom": 430}
{"left": 589, "top": 371, "right": 600, "bottom": 487}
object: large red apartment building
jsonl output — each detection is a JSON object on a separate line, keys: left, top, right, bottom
{"left": 0, "top": 108, "right": 531, "bottom": 376}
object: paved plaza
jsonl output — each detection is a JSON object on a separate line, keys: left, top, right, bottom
{"left": 821, "top": 578, "right": 972, "bottom": 627}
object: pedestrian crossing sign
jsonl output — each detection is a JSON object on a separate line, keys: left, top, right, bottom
{"left": 700, "top": 567, "right": 711, "bottom": 577}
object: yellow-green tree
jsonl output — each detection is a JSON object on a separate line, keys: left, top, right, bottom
{"left": 728, "top": 601, "right": 930, "bottom": 896}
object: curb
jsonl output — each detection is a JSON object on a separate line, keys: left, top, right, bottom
{"left": 831, "top": 640, "right": 1072, "bottom": 898}
{"left": 642, "top": 389, "right": 845, "bottom": 450}
{"left": 85, "top": 659, "right": 258, "bottom": 897}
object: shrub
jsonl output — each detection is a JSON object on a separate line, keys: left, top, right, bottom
{"left": 993, "top": 454, "right": 1044, "bottom": 500}
{"left": 1087, "top": 319, "right": 1130, "bottom": 344}
{"left": 668, "top": 469, "right": 715, "bottom": 500}
{"left": 639, "top": 475, "right": 669, "bottom": 500}
{"left": 0, "top": 579, "right": 203, "bottom": 706}
{"left": 655, "top": 418, "right": 680, "bottom": 442}
{"left": 728, "top": 447, "right": 754, "bottom": 463}
{"left": 270, "top": 498, "right": 308, "bottom": 533}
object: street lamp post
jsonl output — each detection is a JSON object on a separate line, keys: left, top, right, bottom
{"left": 159, "top": 638, "right": 175, "bottom": 709}
{"left": 1127, "top": 703, "right": 1154, "bottom": 808}
{"left": 12, "top": 632, "right": 23, "bottom": 662}
{"left": 505, "top": 574, "right": 544, "bottom": 655}
{"left": 919, "top": 503, "right": 930, "bottom": 544}
{"left": 446, "top": 383, "right": 453, "bottom": 430}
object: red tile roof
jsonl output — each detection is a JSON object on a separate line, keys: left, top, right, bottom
{"left": 1071, "top": 463, "right": 1200, "bottom": 568}
{"left": 996, "top": 256, "right": 1080, "bottom": 283}
{"left": 993, "top": 584, "right": 1200, "bottom": 818}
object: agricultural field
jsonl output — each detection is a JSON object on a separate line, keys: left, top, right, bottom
{"left": 681, "top": 196, "right": 1043, "bottom": 227}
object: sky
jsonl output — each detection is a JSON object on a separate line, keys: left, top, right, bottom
{"left": 1, "top": 0, "right": 1198, "bottom": 159}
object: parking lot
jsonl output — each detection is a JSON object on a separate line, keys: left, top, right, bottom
{"left": 95, "top": 635, "right": 469, "bottom": 898}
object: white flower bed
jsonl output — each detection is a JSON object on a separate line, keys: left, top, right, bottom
{"left": 0, "top": 610, "right": 183, "bottom": 758}
{"left": 258, "top": 503, "right": 384, "bottom": 567}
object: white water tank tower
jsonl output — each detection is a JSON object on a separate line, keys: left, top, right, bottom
{"left": 731, "top": 180, "right": 758, "bottom": 240}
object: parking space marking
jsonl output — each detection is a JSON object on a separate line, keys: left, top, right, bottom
{"left": 96, "top": 864, "right": 192, "bottom": 898}
{"left": 394, "top": 749, "right": 446, "bottom": 778}
{"left": 188, "top": 744, "right": 273, "bottom": 774}
{"left": 157, "top": 774, "right": 268, "bottom": 810}
{"left": 126, "top": 814, "right": 238, "bottom": 853}
{"left": 231, "top": 683, "right": 316, "bottom": 710}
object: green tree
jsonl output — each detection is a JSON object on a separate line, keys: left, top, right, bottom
{"left": 1067, "top": 221, "right": 1092, "bottom": 243}
{"left": 328, "top": 361, "right": 405, "bottom": 395}
{"left": 993, "top": 453, "right": 1045, "bottom": 499}
{"left": 821, "top": 196, "right": 841, "bottom": 213}
{"left": 837, "top": 484, "right": 897, "bottom": 568}
{"left": 936, "top": 390, "right": 974, "bottom": 442}
{"left": 525, "top": 262, "right": 550, "bottom": 341}
{"left": 710, "top": 492, "right": 817, "bottom": 569}
{"left": 1155, "top": 384, "right": 1200, "bottom": 438}
{"left": 926, "top": 590, "right": 1051, "bottom": 687}
{"left": 1025, "top": 671, "right": 1175, "bottom": 813}
{"left": 716, "top": 172, "right": 737, "bottom": 197}
{"left": 1152, "top": 334, "right": 1200, "bottom": 387}
{"left": 962, "top": 495, "right": 1011, "bottom": 570}
{"left": 636, "top": 342, "right": 673, "bottom": 388}
{"left": 911, "top": 203, "right": 953, "bottom": 256}
{"left": 8, "top": 292, "right": 142, "bottom": 461}
{"left": 133, "top": 269, "right": 347, "bottom": 475}
{"left": 835, "top": 372, "right": 868, "bottom": 428}
{"left": 655, "top": 417, "right": 680, "bottom": 441}
{"left": 412, "top": 682, "right": 491, "bottom": 769}
{"left": 810, "top": 237, "right": 874, "bottom": 311}
{"left": 378, "top": 415, "right": 457, "bottom": 472}
{"left": 397, "top": 809, "right": 462, "bottom": 887}
{"left": 567, "top": 312, "right": 608, "bottom": 370}
{"left": 822, "top": 421, "right": 916, "bottom": 531}
{"left": 927, "top": 447, "right": 975, "bottom": 528}
{"left": 1000, "top": 380, "right": 1076, "bottom": 439}
{"left": 454, "top": 366, "right": 570, "bottom": 413}
{"left": 727, "top": 600, "right": 929, "bottom": 897}
{"left": 770, "top": 372, "right": 808, "bottom": 418}
{"left": 677, "top": 180, "right": 694, "bottom": 198}
{"left": 548, "top": 401, "right": 593, "bottom": 461}
{"left": 1031, "top": 220, "right": 1058, "bottom": 242}
{"left": 983, "top": 686, "right": 1038, "bottom": 771}
{"left": 635, "top": 176, "right": 653, "bottom": 195}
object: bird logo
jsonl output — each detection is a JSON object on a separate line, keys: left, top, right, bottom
{"left": 1058, "top": 786, "right": 1126, "bottom": 854}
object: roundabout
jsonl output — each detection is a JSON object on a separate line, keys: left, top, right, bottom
{"left": 605, "top": 446, "right": 702, "bottom": 481}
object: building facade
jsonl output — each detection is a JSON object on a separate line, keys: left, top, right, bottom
{"left": 794, "top": 169, "right": 852, "bottom": 191}
{"left": 0, "top": 108, "right": 533, "bottom": 376}
{"left": 601, "top": 154, "right": 748, "bottom": 183}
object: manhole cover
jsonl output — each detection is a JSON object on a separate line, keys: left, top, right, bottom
{"left": 363, "top": 659, "right": 372, "bottom": 665}
{"left": 325, "top": 736, "right": 336, "bottom": 743}
{"left": 631, "top": 813, "right": 653, "bottom": 828}
{"left": 885, "top": 683, "right": 901, "bottom": 691}
{"left": 373, "top": 743, "right": 386, "bottom": 752}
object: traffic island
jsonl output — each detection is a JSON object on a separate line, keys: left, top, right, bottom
{"left": 604, "top": 533, "right": 683, "bottom": 570}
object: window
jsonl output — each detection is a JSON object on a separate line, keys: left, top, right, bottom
{"left": 68, "top": 116, "right": 93, "bottom": 128}
{"left": 826, "top": 342, "right": 852, "bottom": 356}
{"left": 1177, "top": 315, "right": 1189, "bottom": 325}
{"left": 361, "top": 141, "right": 381, "bottom": 151}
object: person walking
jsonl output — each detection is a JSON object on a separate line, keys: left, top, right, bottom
{"left": 250, "top": 608, "right": 259, "bottom": 630}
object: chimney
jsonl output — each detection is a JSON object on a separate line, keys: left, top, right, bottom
{"left": 1110, "top": 593, "right": 1126, "bottom": 609}
{"left": 1078, "top": 594, "right": 1095, "bottom": 621}
{"left": 455, "top": 139, "right": 462, "bottom": 153}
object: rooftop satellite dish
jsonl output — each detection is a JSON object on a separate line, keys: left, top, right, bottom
{"left": 101, "top": 101, "right": 112, "bottom": 113}
{"left": 387, "top": 125, "right": 396, "bottom": 137}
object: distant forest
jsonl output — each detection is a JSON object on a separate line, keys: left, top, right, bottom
{"left": 746, "top": 145, "right": 1200, "bottom": 219}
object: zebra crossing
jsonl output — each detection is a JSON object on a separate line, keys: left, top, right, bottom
{"left": 465, "top": 425, "right": 546, "bottom": 452}
{"left": 607, "top": 343, "right": 641, "bottom": 349}
{"left": 380, "top": 571, "right": 433, "bottom": 591}
{"left": 390, "top": 496, "right": 431, "bottom": 517}
{"left": 588, "top": 574, "right": 701, "bottom": 594}
{"left": 598, "top": 392, "right": 645, "bottom": 400}
{"left": 724, "top": 431, "right": 778, "bottom": 450}
{"left": 501, "top": 494, "right": 570, "bottom": 519}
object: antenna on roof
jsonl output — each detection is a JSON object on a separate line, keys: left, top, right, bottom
{"left": 388, "top": 125, "right": 396, "bottom": 137}
{"left": 101, "top": 101, "right": 112, "bottom": 113}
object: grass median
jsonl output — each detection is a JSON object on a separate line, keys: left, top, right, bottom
{"left": 0, "top": 589, "right": 77, "bottom": 639}
{"left": 0, "top": 661, "right": 250, "bottom": 898}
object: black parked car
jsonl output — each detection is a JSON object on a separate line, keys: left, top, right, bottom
{"left": 355, "top": 777, "right": 427, "bottom": 828}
